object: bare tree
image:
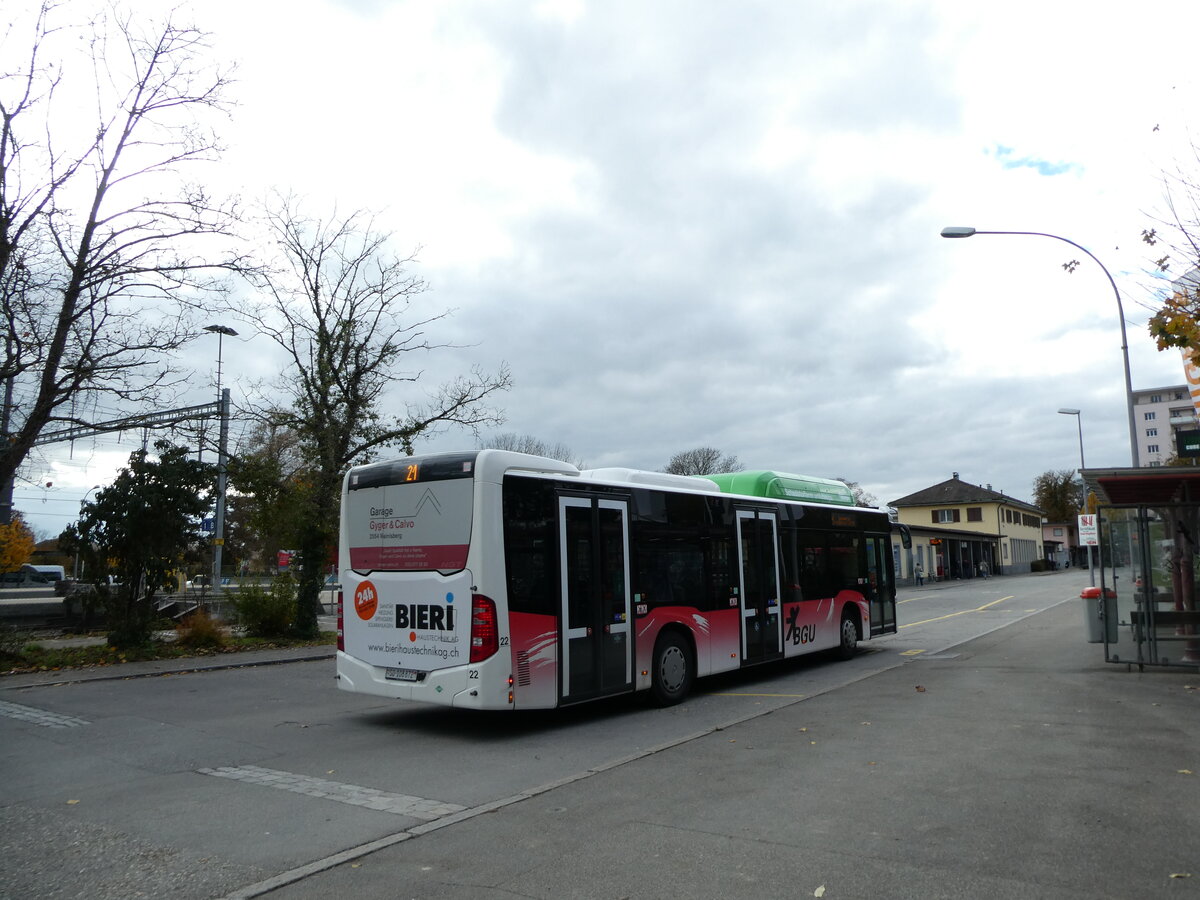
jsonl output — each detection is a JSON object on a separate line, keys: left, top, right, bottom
{"left": 0, "top": 2, "right": 241, "bottom": 523}
{"left": 835, "top": 477, "right": 878, "bottom": 508}
{"left": 238, "top": 195, "right": 512, "bottom": 635}
{"left": 482, "top": 432, "right": 583, "bottom": 466}
{"left": 663, "top": 447, "right": 741, "bottom": 476}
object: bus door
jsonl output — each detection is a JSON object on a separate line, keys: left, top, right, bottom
{"left": 558, "top": 495, "right": 633, "bottom": 703}
{"left": 736, "top": 509, "right": 783, "bottom": 665}
{"left": 865, "top": 536, "right": 897, "bottom": 635}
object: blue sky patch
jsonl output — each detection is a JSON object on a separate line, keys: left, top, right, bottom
{"left": 990, "top": 144, "right": 1078, "bottom": 176}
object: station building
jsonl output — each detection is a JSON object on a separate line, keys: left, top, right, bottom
{"left": 890, "top": 473, "right": 1044, "bottom": 581}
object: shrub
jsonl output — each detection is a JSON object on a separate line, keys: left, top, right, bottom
{"left": 233, "top": 574, "right": 296, "bottom": 638}
{"left": 0, "top": 622, "right": 29, "bottom": 662}
{"left": 176, "top": 607, "right": 227, "bottom": 650}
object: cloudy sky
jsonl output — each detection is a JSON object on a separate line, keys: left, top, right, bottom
{"left": 12, "top": 0, "right": 1200, "bottom": 537}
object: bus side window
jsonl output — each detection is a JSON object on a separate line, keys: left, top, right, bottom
{"left": 780, "top": 524, "right": 803, "bottom": 603}
{"left": 798, "top": 533, "right": 827, "bottom": 599}
{"left": 634, "top": 542, "right": 705, "bottom": 609}
{"left": 503, "top": 479, "right": 556, "bottom": 616}
{"left": 828, "top": 532, "right": 860, "bottom": 594}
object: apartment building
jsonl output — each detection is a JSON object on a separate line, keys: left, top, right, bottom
{"left": 1134, "top": 384, "right": 1197, "bottom": 466}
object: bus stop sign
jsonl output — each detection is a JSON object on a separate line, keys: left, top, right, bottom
{"left": 1078, "top": 514, "right": 1099, "bottom": 547}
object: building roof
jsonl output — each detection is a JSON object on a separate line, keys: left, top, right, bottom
{"left": 1082, "top": 466, "right": 1200, "bottom": 506}
{"left": 890, "top": 473, "right": 1042, "bottom": 514}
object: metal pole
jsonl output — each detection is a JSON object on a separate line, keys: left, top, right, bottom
{"left": 1071, "top": 412, "right": 1096, "bottom": 586}
{"left": 942, "top": 228, "right": 1139, "bottom": 467}
{"left": 212, "top": 388, "right": 230, "bottom": 596}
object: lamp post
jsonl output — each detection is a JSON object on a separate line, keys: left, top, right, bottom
{"left": 74, "top": 485, "right": 100, "bottom": 580}
{"left": 1058, "top": 407, "right": 1095, "bottom": 586}
{"left": 941, "top": 226, "right": 1139, "bottom": 467}
{"left": 1057, "top": 407, "right": 1085, "bottom": 469}
{"left": 204, "top": 325, "right": 238, "bottom": 596}
{"left": 204, "top": 324, "right": 237, "bottom": 400}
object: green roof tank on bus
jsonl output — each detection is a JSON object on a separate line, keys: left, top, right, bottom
{"left": 702, "top": 471, "right": 857, "bottom": 507}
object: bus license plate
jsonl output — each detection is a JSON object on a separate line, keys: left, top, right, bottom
{"left": 385, "top": 667, "right": 420, "bottom": 682}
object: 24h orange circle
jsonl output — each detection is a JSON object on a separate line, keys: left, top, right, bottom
{"left": 354, "top": 580, "right": 379, "bottom": 620}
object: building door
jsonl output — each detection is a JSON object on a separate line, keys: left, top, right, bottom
{"left": 558, "top": 496, "right": 633, "bottom": 703}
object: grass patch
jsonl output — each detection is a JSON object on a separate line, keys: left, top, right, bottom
{"left": 0, "top": 631, "right": 336, "bottom": 676}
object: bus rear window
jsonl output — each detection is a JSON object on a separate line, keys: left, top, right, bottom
{"left": 345, "top": 460, "right": 475, "bottom": 572}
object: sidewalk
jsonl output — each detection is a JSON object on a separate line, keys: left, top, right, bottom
{"left": 259, "top": 598, "right": 1199, "bottom": 900}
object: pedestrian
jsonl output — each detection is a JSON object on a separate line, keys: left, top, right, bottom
{"left": 915, "top": 562, "right": 924, "bottom": 586}
{"left": 980, "top": 559, "right": 990, "bottom": 579}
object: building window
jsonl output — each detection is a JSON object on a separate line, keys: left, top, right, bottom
{"left": 933, "top": 509, "right": 959, "bottom": 524}
{"left": 1147, "top": 427, "right": 1158, "bottom": 437}
{"left": 1148, "top": 444, "right": 1159, "bottom": 453}
{"left": 1175, "top": 392, "right": 1185, "bottom": 400}
{"left": 1144, "top": 411, "right": 1157, "bottom": 421}
{"left": 1053, "top": 527, "right": 1063, "bottom": 536}
{"left": 967, "top": 507, "right": 983, "bottom": 522}
{"left": 1151, "top": 394, "right": 1163, "bottom": 403}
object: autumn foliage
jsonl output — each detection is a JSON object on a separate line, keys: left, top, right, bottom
{"left": 0, "top": 514, "right": 36, "bottom": 573}
{"left": 1148, "top": 284, "right": 1200, "bottom": 351}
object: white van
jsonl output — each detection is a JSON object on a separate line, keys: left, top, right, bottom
{"left": 23, "top": 564, "right": 66, "bottom": 583}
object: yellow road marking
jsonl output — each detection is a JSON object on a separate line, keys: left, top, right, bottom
{"left": 899, "top": 596, "right": 1012, "bottom": 629}
{"left": 900, "top": 649, "right": 926, "bottom": 656}
{"left": 712, "top": 693, "right": 808, "bottom": 698}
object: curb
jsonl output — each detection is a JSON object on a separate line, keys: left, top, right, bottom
{"left": 1, "top": 647, "right": 336, "bottom": 691}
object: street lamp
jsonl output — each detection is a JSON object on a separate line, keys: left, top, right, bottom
{"left": 1057, "top": 408, "right": 1085, "bottom": 469}
{"left": 203, "top": 324, "right": 238, "bottom": 401}
{"left": 74, "top": 485, "right": 100, "bottom": 579}
{"left": 941, "top": 226, "right": 1139, "bottom": 467}
{"left": 204, "top": 325, "right": 238, "bottom": 597}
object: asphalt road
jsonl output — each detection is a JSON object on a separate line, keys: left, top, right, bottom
{"left": 3, "top": 569, "right": 1195, "bottom": 899}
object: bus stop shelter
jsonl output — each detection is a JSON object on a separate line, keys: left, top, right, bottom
{"left": 1082, "top": 467, "right": 1200, "bottom": 671}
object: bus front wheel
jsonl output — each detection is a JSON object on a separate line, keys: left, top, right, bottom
{"left": 651, "top": 631, "right": 693, "bottom": 706}
{"left": 837, "top": 612, "right": 859, "bottom": 660}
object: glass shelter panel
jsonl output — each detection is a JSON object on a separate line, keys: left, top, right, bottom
{"left": 1099, "top": 505, "right": 1200, "bottom": 669}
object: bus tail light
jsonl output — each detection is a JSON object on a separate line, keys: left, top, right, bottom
{"left": 470, "top": 593, "right": 499, "bottom": 662}
{"left": 336, "top": 591, "right": 344, "bottom": 652}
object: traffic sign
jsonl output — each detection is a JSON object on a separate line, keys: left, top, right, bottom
{"left": 1078, "top": 514, "right": 1099, "bottom": 547}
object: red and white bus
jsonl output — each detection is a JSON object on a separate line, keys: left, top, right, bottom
{"left": 336, "top": 450, "right": 896, "bottom": 710}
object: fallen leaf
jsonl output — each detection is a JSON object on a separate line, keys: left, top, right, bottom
{"left": 915, "top": 685, "right": 926, "bottom": 692}
{"left": 861, "top": 721, "right": 871, "bottom": 726}
{"left": 1178, "top": 769, "right": 1193, "bottom": 775}
{"left": 66, "top": 799, "right": 79, "bottom": 805}
{"left": 799, "top": 727, "right": 808, "bottom": 732}
{"left": 814, "top": 886, "right": 826, "bottom": 898}
{"left": 1169, "top": 873, "right": 1192, "bottom": 879}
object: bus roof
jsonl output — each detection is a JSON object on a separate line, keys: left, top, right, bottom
{"left": 702, "top": 471, "right": 857, "bottom": 507}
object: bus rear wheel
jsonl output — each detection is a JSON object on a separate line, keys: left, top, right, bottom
{"left": 837, "top": 612, "right": 859, "bottom": 660}
{"left": 651, "top": 631, "right": 693, "bottom": 706}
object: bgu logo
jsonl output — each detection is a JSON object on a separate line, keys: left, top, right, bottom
{"left": 784, "top": 606, "right": 816, "bottom": 646}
